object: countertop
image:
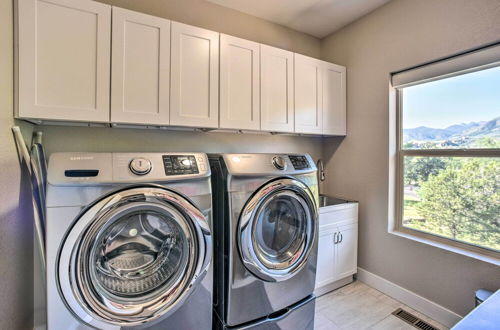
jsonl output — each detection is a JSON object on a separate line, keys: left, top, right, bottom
{"left": 451, "top": 290, "right": 500, "bottom": 330}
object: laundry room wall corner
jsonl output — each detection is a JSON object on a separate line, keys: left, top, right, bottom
{"left": 0, "top": 0, "right": 37, "bottom": 328}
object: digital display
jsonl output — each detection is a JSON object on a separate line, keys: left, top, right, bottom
{"left": 162, "top": 155, "right": 199, "bottom": 175}
{"left": 289, "top": 155, "right": 310, "bottom": 170}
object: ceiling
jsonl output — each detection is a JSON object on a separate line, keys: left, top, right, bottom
{"left": 207, "top": 0, "right": 391, "bottom": 38}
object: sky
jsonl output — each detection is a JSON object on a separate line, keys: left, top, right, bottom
{"left": 402, "top": 65, "right": 500, "bottom": 129}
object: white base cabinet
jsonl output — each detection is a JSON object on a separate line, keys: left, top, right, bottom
{"left": 315, "top": 202, "right": 358, "bottom": 295}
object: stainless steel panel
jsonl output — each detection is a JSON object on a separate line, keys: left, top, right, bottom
{"left": 47, "top": 152, "right": 210, "bottom": 186}
{"left": 58, "top": 187, "right": 211, "bottom": 328}
{"left": 222, "top": 153, "right": 316, "bottom": 176}
{"left": 319, "top": 194, "right": 350, "bottom": 207}
{"left": 209, "top": 154, "right": 319, "bottom": 327}
{"left": 46, "top": 152, "right": 213, "bottom": 329}
{"left": 239, "top": 296, "right": 315, "bottom": 330}
{"left": 214, "top": 296, "right": 315, "bottom": 330}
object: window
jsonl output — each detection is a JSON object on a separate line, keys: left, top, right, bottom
{"left": 392, "top": 46, "right": 500, "bottom": 256}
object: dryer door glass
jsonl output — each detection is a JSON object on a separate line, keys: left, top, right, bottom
{"left": 58, "top": 187, "right": 211, "bottom": 328}
{"left": 253, "top": 192, "right": 308, "bottom": 268}
{"left": 239, "top": 178, "right": 317, "bottom": 282}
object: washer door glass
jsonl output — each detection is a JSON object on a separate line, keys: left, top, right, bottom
{"left": 253, "top": 192, "right": 307, "bottom": 269}
{"left": 239, "top": 178, "right": 317, "bottom": 282}
{"left": 58, "top": 187, "right": 211, "bottom": 328}
{"left": 90, "top": 208, "right": 189, "bottom": 300}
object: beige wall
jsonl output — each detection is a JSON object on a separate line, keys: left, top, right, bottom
{"left": 0, "top": 0, "right": 35, "bottom": 328}
{"left": 39, "top": 126, "right": 323, "bottom": 160}
{"left": 95, "top": 0, "right": 320, "bottom": 58}
{"left": 320, "top": 0, "right": 500, "bottom": 317}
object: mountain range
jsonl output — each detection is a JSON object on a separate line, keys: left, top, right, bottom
{"left": 403, "top": 116, "right": 500, "bottom": 142}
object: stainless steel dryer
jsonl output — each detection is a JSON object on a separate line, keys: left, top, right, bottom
{"left": 46, "top": 152, "right": 213, "bottom": 329}
{"left": 209, "top": 153, "right": 319, "bottom": 329}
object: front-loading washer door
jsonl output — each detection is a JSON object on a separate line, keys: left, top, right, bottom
{"left": 57, "top": 186, "right": 211, "bottom": 329}
{"left": 238, "top": 178, "right": 318, "bottom": 282}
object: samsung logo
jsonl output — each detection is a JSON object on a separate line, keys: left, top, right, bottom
{"left": 70, "top": 156, "right": 93, "bottom": 161}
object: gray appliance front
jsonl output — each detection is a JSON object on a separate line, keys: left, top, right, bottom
{"left": 215, "top": 295, "right": 315, "bottom": 330}
{"left": 48, "top": 186, "right": 213, "bottom": 330}
{"left": 226, "top": 174, "right": 318, "bottom": 327}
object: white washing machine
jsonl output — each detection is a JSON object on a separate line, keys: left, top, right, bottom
{"left": 46, "top": 152, "right": 213, "bottom": 329}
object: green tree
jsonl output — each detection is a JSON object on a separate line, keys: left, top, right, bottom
{"left": 468, "top": 137, "right": 500, "bottom": 148}
{"left": 404, "top": 157, "right": 448, "bottom": 186}
{"left": 414, "top": 158, "right": 500, "bottom": 250}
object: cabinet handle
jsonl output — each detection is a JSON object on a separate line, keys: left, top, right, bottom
{"left": 339, "top": 232, "right": 343, "bottom": 243}
{"left": 333, "top": 232, "right": 337, "bottom": 244}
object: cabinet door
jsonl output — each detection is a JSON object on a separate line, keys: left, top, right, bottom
{"left": 220, "top": 34, "right": 260, "bottom": 130}
{"left": 260, "top": 45, "right": 294, "bottom": 133}
{"left": 170, "top": 22, "right": 219, "bottom": 128}
{"left": 322, "top": 62, "right": 346, "bottom": 135}
{"left": 17, "top": 0, "right": 111, "bottom": 123}
{"left": 334, "top": 223, "right": 358, "bottom": 280}
{"left": 315, "top": 229, "right": 336, "bottom": 289}
{"left": 294, "top": 54, "right": 323, "bottom": 134}
{"left": 111, "top": 7, "right": 170, "bottom": 126}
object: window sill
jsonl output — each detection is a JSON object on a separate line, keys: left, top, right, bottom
{"left": 389, "top": 228, "right": 500, "bottom": 266}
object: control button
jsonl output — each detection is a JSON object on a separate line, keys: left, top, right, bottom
{"left": 129, "top": 157, "right": 152, "bottom": 175}
{"left": 200, "top": 164, "right": 206, "bottom": 171}
{"left": 272, "top": 156, "right": 287, "bottom": 170}
{"left": 197, "top": 156, "right": 204, "bottom": 163}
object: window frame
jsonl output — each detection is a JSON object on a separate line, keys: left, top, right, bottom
{"left": 392, "top": 67, "right": 500, "bottom": 263}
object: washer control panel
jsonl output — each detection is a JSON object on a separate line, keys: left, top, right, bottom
{"left": 289, "top": 155, "right": 310, "bottom": 170}
{"left": 129, "top": 157, "right": 152, "bottom": 175}
{"left": 162, "top": 155, "right": 199, "bottom": 176}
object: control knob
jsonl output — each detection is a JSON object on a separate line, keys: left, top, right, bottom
{"left": 129, "top": 157, "right": 152, "bottom": 175}
{"left": 272, "top": 156, "right": 287, "bottom": 170}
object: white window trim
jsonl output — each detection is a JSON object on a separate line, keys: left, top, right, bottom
{"left": 388, "top": 45, "right": 500, "bottom": 265}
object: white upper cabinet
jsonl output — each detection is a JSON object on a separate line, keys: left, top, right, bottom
{"left": 260, "top": 45, "right": 294, "bottom": 133}
{"left": 15, "top": 2, "right": 346, "bottom": 134}
{"left": 170, "top": 22, "right": 219, "bottom": 128}
{"left": 16, "top": 0, "right": 111, "bottom": 123}
{"left": 294, "top": 54, "right": 323, "bottom": 134}
{"left": 322, "top": 62, "right": 346, "bottom": 136}
{"left": 111, "top": 7, "right": 170, "bottom": 126}
{"left": 219, "top": 34, "right": 260, "bottom": 131}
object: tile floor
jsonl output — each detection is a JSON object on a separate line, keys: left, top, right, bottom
{"left": 314, "top": 281, "right": 448, "bottom": 330}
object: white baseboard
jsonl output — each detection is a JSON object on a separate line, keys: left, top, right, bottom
{"left": 357, "top": 267, "right": 462, "bottom": 328}
{"left": 314, "top": 276, "right": 354, "bottom": 297}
